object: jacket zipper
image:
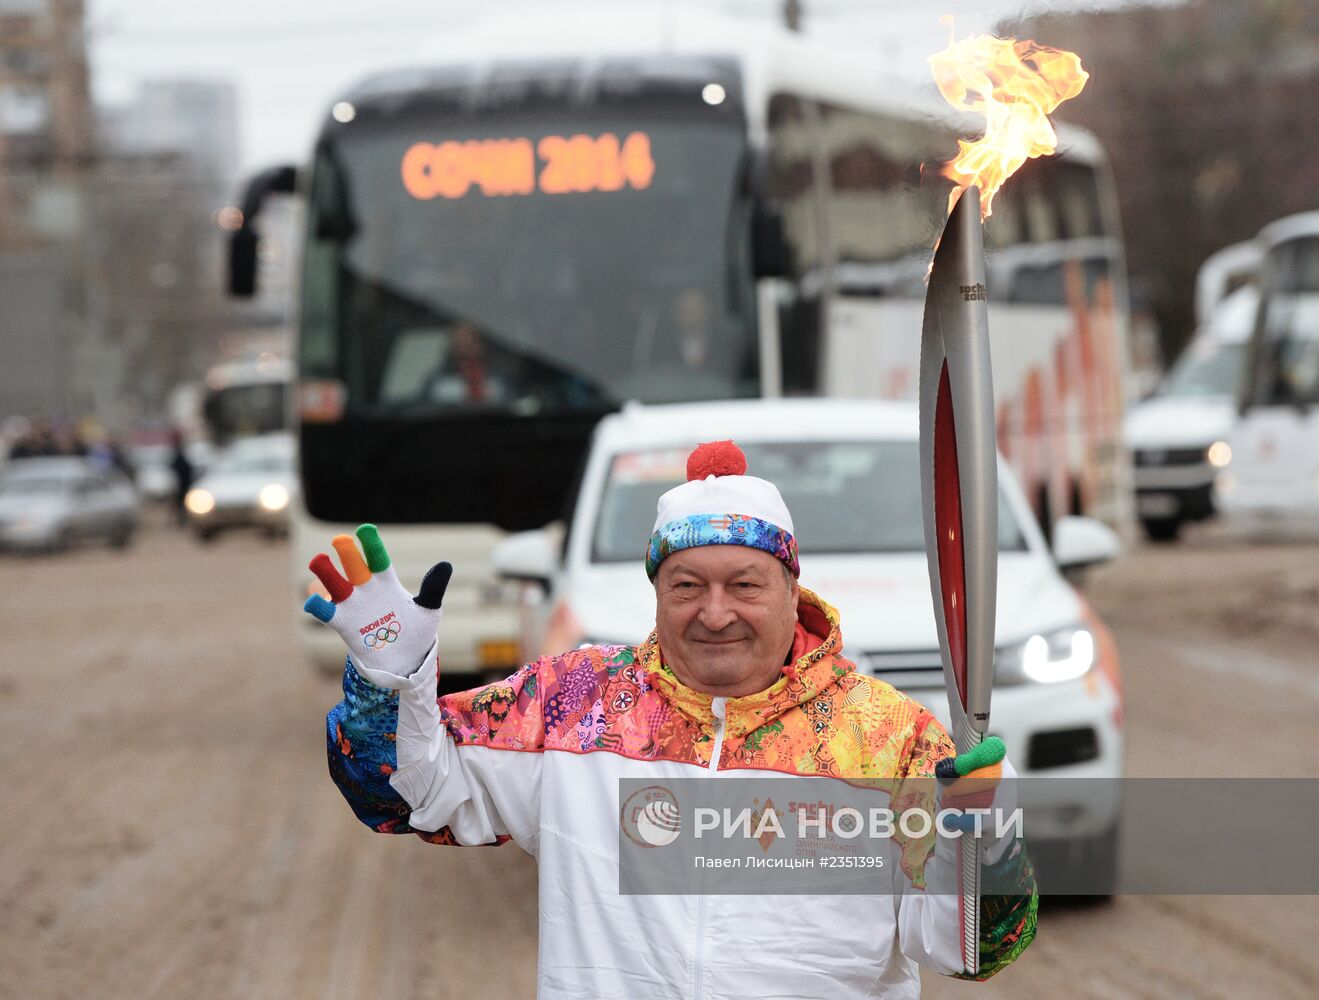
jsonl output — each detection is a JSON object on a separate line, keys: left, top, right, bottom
{"left": 707, "top": 696, "right": 727, "bottom": 775}
{"left": 693, "top": 696, "right": 727, "bottom": 1000}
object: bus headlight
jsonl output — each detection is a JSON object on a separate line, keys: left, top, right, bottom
{"left": 258, "top": 483, "right": 290, "bottom": 511}
{"left": 1206, "top": 440, "right": 1232, "bottom": 468}
{"left": 185, "top": 488, "right": 215, "bottom": 516}
{"left": 998, "top": 626, "right": 1095, "bottom": 684}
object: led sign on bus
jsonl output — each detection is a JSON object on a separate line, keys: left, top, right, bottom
{"left": 402, "top": 131, "right": 655, "bottom": 200}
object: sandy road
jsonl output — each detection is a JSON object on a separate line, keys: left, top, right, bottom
{"left": 2, "top": 519, "right": 1317, "bottom": 999}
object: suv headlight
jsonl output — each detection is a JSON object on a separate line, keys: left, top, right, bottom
{"left": 258, "top": 483, "right": 290, "bottom": 511}
{"left": 997, "top": 626, "right": 1095, "bottom": 684}
{"left": 1207, "top": 440, "right": 1232, "bottom": 468}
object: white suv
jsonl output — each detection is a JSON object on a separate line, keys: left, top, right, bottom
{"left": 496, "top": 399, "right": 1126, "bottom": 892}
{"left": 1124, "top": 286, "right": 1254, "bottom": 541}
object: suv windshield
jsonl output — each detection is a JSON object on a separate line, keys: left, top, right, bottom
{"left": 1160, "top": 341, "right": 1245, "bottom": 398}
{"left": 592, "top": 440, "right": 1027, "bottom": 562}
{"left": 217, "top": 453, "right": 289, "bottom": 475}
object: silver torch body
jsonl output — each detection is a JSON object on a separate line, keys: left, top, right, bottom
{"left": 918, "top": 183, "right": 998, "bottom": 977}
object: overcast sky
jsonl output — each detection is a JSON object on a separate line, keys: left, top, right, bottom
{"left": 86, "top": 0, "right": 1174, "bottom": 176}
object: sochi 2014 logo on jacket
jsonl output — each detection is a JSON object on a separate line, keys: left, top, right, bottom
{"left": 360, "top": 612, "right": 401, "bottom": 648}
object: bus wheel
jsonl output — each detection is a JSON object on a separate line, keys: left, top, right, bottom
{"left": 1141, "top": 517, "right": 1181, "bottom": 543}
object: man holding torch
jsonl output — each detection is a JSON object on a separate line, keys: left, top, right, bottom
{"left": 309, "top": 437, "right": 1036, "bottom": 996}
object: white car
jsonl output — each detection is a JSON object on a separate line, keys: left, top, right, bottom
{"left": 0, "top": 457, "right": 139, "bottom": 552}
{"left": 1123, "top": 285, "right": 1254, "bottom": 542}
{"left": 495, "top": 399, "right": 1125, "bottom": 891}
{"left": 184, "top": 433, "right": 297, "bottom": 541}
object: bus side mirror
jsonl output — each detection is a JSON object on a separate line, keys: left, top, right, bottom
{"left": 229, "top": 228, "right": 258, "bottom": 297}
{"left": 752, "top": 209, "right": 793, "bottom": 279}
{"left": 226, "top": 164, "right": 299, "bottom": 298}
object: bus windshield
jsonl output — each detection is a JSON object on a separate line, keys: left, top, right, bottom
{"left": 1247, "top": 236, "right": 1319, "bottom": 408}
{"left": 302, "top": 111, "right": 757, "bottom": 416}
{"left": 203, "top": 382, "right": 288, "bottom": 446}
{"left": 297, "top": 89, "right": 758, "bottom": 528}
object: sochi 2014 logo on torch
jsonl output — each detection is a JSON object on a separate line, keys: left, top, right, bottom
{"left": 361, "top": 612, "right": 401, "bottom": 649}
{"left": 620, "top": 785, "right": 682, "bottom": 848}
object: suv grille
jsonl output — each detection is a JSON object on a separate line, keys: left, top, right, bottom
{"left": 859, "top": 648, "right": 1014, "bottom": 692}
{"left": 1027, "top": 727, "right": 1099, "bottom": 770}
{"left": 859, "top": 649, "right": 945, "bottom": 691}
{"left": 1134, "top": 447, "right": 1206, "bottom": 467}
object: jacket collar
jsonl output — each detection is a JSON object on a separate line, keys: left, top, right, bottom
{"left": 637, "top": 587, "right": 854, "bottom": 739}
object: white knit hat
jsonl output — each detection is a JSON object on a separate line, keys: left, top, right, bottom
{"left": 645, "top": 440, "right": 799, "bottom": 581}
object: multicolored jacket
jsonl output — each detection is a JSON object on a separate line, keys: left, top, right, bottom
{"left": 328, "top": 588, "right": 1036, "bottom": 999}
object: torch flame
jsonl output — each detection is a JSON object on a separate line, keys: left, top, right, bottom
{"left": 930, "top": 28, "right": 1089, "bottom": 218}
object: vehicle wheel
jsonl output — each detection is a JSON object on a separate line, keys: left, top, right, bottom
{"left": 1141, "top": 517, "right": 1181, "bottom": 543}
{"left": 1031, "top": 822, "right": 1120, "bottom": 903}
{"left": 47, "top": 527, "right": 74, "bottom": 554}
{"left": 1071, "top": 823, "right": 1119, "bottom": 902}
{"left": 110, "top": 525, "right": 135, "bottom": 549}
{"left": 195, "top": 527, "right": 219, "bottom": 544}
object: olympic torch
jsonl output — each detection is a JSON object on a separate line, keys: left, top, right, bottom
{"left": 919, "top": 28, "right": 1089, "bottom": 974}
{"left": 918, "top": 182, "right": 996, "bottom": 977}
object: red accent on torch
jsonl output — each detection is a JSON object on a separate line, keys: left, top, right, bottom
{"left": 934, "top": 362, "right": 968, "bottom": 709}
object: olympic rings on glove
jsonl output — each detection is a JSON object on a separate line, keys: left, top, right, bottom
{"left": 363, "top": 620, "right": 403, "bottom": 648}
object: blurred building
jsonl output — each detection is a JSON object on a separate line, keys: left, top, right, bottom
{"left": 0, "top": 0, "right": 93, "bottom": 418}
{"left": 99, "top": 78, "right": 239, "bottom": 186}
{"left": 1007, "top": 0, "right": 1319, "bottom": 363}
{"left": 88, "top": 77, "right": 259, "bottom": 427}
{"left": 2, "top": 13, "right": 274, "bottom": 434}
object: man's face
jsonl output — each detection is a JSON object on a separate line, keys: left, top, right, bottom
{"left": 654, "top": 545, "right": 799, "bottom": 697}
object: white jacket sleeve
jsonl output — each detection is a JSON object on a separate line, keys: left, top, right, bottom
{"left": 327, "top": 643, "right": 544, "bottom": 855}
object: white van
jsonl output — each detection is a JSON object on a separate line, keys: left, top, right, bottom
{"left": 1218, "top": 212, "right": 1319, "bottom": 534}
{"left": 1124, "top": 285, "right": 1255, "bottom": 541}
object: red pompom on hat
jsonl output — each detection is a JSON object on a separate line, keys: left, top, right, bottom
{"left": 686, "top": 440, "right": 748, "bottom": 480}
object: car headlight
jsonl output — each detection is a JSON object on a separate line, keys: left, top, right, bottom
{"left": 10, "top": 514, "right": 54, "bottom": 536}
{"left": 258, "top": 483, "right": 290, "bottom": 511}
{"left": 185, "top": 488, "right": 215, "bottom": 515}
{"left": 997, "top": 625, "right": 1095, "bottom": 684}
{"left": 1206, "top": 440, "right": 1232, "bottom": 468}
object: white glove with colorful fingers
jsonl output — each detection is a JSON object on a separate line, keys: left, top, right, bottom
{"left": 303, "top": 523, "right": 452, "bottom": 679}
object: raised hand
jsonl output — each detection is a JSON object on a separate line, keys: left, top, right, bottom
{"left": 303, "top": 523, "right": 452, "bottom": 677}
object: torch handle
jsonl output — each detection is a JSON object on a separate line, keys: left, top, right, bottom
{"left": 956, "top": 729, "right": 982, "bottom": 976}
